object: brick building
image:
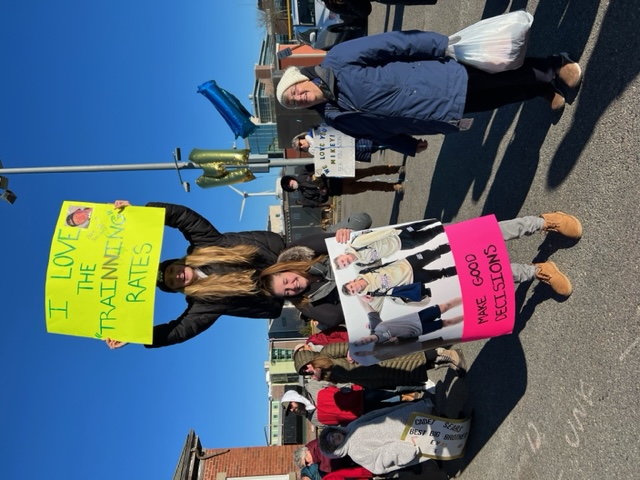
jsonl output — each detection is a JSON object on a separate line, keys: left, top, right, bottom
{"left": 173, "top": 429, "right": 299, "bottom": 480}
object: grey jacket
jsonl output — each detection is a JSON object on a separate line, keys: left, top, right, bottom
{"left": 323, "top": 398, "right": 434, "bottom": 474}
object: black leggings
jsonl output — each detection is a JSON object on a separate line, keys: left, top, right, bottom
{"left": 463, "top": 56, "right": 561, "bottom": 113}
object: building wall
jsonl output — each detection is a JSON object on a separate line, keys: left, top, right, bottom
{"left": 248, "top": 123, "right": 281, "bottom": 155}
{"left": 201, "top": 445, "right": 299, "bottom": 480}
{"left": 256, "top": 64, "right": 273, "bottom": 80}
{"left": 279, "top": 45, "right": 327, "bottom": 69}
{"left": 269, "top": 205, "right": 285, "bottom": 236}
{"left": 269, "top": 308, "right": 308, "bottom": 338}
{"left": 258, "top": 0, "right": 290, "bottom": 36}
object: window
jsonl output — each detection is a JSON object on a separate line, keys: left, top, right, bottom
{"left": 293, "top": 0, "right": 316, "bottom": 25}
{"left": 272, "top": 348, "right": 293, "bottom": 361}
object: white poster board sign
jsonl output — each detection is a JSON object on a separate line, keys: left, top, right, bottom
{"left": 325, "top": 217, "right": 515, "bottom": 366}
{"left": 402, "top": 412, "right": 471, "bottom": 460}
{"left": 310, "top": 125, "right": 355, "bottom": 177}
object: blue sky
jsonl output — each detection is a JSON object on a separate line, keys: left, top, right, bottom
{"left": 0, "top": 2, "right": 278, "bottom": 478}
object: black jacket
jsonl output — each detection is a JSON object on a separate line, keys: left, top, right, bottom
{"left": 146, "top": 202, "right": 285, "bottom": 348}
{"left": 294, "top": 171, "right": 332, "bottom": 208}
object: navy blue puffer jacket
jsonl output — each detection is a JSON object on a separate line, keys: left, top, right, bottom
{"left": 315, "top": 30, "right": 469, "bottom": 155}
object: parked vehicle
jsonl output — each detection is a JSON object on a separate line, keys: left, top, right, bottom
{"left": 291, "top": 0, "right": 367, "bottom": 50}
{"left": 295, "top": 20, "right": 366, "bottom": 50}
{"left": 322, "top": 0, "right": 439, "bottom": 19}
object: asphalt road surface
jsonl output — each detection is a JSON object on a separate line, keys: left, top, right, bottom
{"left": 337, "top": 1, "right": 640, "bottom": 478}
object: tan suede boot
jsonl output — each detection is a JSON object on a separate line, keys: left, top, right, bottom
{"left": 534, "top": 261, "right": 573, "bottom": 297}
{"left": 434, "top": 348, "right": 467, "bottom": 375}
{"left": 557, "top": 52, "right": 583, "bottom": 89}
{"left": 544, "top": 85, "right": 566, "bottom": 111}
{"left": 540, "top": 211, "right": 583, "bottom": 239}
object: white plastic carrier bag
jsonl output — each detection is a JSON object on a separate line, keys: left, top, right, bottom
{"left": 447, "top": 10, "right": 534, "bottom": 73}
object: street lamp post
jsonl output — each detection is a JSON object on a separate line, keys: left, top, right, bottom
{"left": 0, "top": 149, "right": 311, "bottom": 205}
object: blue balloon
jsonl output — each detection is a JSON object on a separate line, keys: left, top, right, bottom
{"left": 197, "top": 80, "right": 258, "bottom": 139}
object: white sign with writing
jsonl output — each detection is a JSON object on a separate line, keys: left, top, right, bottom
{"left": 310, "top": 125, "right": 355, "bottom": 177}
{"left": 401, "top": 412, "right": 471, "bottom": 460}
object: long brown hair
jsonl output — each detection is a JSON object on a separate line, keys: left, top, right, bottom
{"left": 259, "top": 256, "right": 327, "bottom": 297}
{"left": 180, "top": 244, "right": 262, "bottom": 301}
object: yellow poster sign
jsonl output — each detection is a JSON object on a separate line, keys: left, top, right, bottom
{"left": 45, "top": 202, "right": 164, "bottom": 343}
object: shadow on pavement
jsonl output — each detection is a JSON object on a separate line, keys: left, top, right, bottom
{"left": 547, "top": 0, "right": 640, "bottom": 187}
{"left": 422, "top": 0, "right": 603, "bottom": 221}
{"left": 445, "top": 282, "right": 553, "bottom": 477}
{"left": 375, "top": 0, "right": 617, "bottom": 476}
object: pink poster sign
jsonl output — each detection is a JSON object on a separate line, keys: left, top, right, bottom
{"left": 327, "top": 216, "right": 515, "bottom": 366}
{"left": 444, "top": 215, "right": 515, "bottom": 341}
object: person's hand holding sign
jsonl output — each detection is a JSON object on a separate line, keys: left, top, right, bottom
{"left": 105, "top": 338, "right": 129, "bottom": 349}
{"left": 335, "top": 228, "right": 352, "bottom": 243}
{"left": 114, "top": 200, "right": 131, "bottom": 209}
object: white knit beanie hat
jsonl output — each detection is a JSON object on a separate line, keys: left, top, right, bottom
{"left": 276, "top": 66, "right": 310, "bottom": 108}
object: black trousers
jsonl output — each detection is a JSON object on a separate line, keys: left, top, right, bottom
{"left": 406, "top": 247, "right": 456, "bottom": 283}
{"left": 463, "top": 56, "right": 562, "bottom": 113}
{"left": 398, "top": 219, "right": 444, "bottom": 250}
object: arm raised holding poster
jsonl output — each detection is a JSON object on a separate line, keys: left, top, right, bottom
{"left": 292, "top": 129, "right": 406, "bottom": 164}
{"left": 106, "top": 201, "right": 286, "bottom": 349}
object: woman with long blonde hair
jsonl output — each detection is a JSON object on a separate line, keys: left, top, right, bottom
{"left": 106, "top": 201, "right": 286, "bottom": 350}
{"left": 157, "top": 244, "right": 263, "bottom": 300}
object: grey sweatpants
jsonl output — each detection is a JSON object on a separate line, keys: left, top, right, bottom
{"left": 499, "top": 216, "right": 544, "bottom": 284}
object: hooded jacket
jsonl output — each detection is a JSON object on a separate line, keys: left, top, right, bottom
{"left": 309, "top": 30, "right": 468, "bottom": 156}
{"left": 281, "top": 390, "right": 321, "bottom": 427}
{"left": 146, "top": 202, "right": 285, "bottom": 348}
{"left": 318, "top": 399, "right": 435, "bottom": 475}
{"left": 316, "top": 385, "right": 365, "bottom": 426}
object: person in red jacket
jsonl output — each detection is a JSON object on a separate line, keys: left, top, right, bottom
{"left": 282, "top": 381, "right": 419, "bottom": 427}
{"left": 306, "top": 326, "right": 349, "bottom": 347}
